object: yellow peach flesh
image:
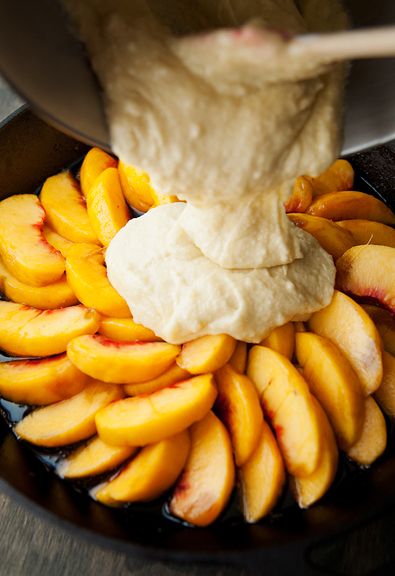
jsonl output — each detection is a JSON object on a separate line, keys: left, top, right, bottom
{"left": 79, "top": 147, "right": 117, "bottom": 198}
{"left": 0, "top": 194, "right": 65, "bottom": 286}
{"left": 239, "top": 419, "right": 285, "bottom": 523}
{"left": 295, "top": 332, "right": 364, "bottom": 449}
{"left": 309, "top": 290, "right": 383, "bottom": 395}
{"left": 95, "top": 431, "right": 190, "bottom": 505}
{"left": 169, "top": 411, "right": 235, "bottom": 527}
{"left": 347, "top": 397, "right": 387, "bottom": 466}
{"left": 215, "top": 364, "right": 263, "bottom": 466}
{"left": 40, "top": 172, "right": 99, "bottom": 244}
{"left": 0, "top": 353, "right": 90, "bottom": 405}
{"left": 58, "top": 436, "right": 136, "bottom": 479}
{"left": 306, "top": 191, "right": 395, "bottom": 225}
{"left": 95, "top": 374, "right": 217, "bottom": 446}
{"left": 0, "top": 301, "right": 100, "bottom": 357}
{"left": 86, "top": 167, "right": 130, "bottom": 246}
{"left": 247, "top": 345, "right": 322, "bottom": 477}
{"left": 65, "top": 243, "right": 131, "bottom": 318}
{"left": 177, "top": 334, "right": 236, "bottom": 374}
{"left": 15, "top": 381, "right": 124, "bottom": 447}
{"left": 67, "top": 335, "right": 180, "bottom": 384}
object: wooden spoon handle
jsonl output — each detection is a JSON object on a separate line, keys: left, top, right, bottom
{"left": 291, "top": 26, "right": 395, "bottom": 63}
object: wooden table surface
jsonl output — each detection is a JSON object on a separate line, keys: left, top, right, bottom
{"left": 1, "top": 77, "right": 395, "bottom": 576}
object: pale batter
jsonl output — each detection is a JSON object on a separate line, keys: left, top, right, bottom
{"left": 64, "top": 0, "right": 345, "bottom": 342}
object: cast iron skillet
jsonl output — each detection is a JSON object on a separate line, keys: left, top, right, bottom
{"left": 0, "top": 107, "right": 395, "bottom": 575}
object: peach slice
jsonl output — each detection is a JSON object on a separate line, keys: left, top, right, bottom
{"left": 0, "top": 194, "right": 65, "bottom": 286}
{"left": 57, "top": 437, "right": 136, "bottom": 479}
{"left": 362, "top": 305, "right": 395, "bottom": 356}
{"left": 309, "top": 290, "right": 383, "bottom": 395}
{"left": 98, "top": 316, "right": 161, "bottom": 342}
{"left": 40, "top": 172, "right": 99, "bottom": 244}
{"left": 15, "top": 381, "right": 124, "bottom": 447}
{"left": 86, "top": 167, "right": 130, "bottom": 246}
{"left": 284, "top": 176, "right": 313, "bottom": 213}
{"left": 337, "top": 220, "right": 395, "bottom": 249}
{"left": 43, "top": 226, "right": 74, "bottom": 257}
{"left": 67, "top": 335, "right": 180, "bottom": 384}
{"left": 239, "top": 419, "right": 285, "bottom": 523}
{"left": 215, "top": 364, "right": 263, "bottom": 466}
{"left": 169, "top": 411, "right": 234, "bottom": 527}
{"left": 95, "top": 431, "right": 190, "bottom": 505}
{"left": 374, "top": 351, "right": 395, "bottom": 417}
{"left": 247, "top": 346, "right": 322, "bottom": 477}
{"left": 295, "top": 332, "right": 364, "bottom": 449}
{"left": 260, "top": 322, "right": 295, "bottom": 360}
{"left": 95, "top": 374, "right": 217, "bottom": 446}
{"left": 336, "top": 245, "right": 395, "bottom": 316}
{"left": 229, "top": 341, "right": 248, "bottom": 374}
{"left": 80, "top": 147, "right": 117, "bottom": 198}
{"left": 124, "top": 363, "right": 190, "bottom": 396}
{"left": 177, "top": 334, "right": 236, "bottom": 374}
{"left": 118, "top": 161, "right": 154, "bottom": 212}
{"left": 306, "top": 191, "right": 395, "bottom": 225}
{"left": 288, "top": 213, "right": 355, "bottom": 260}
{"left": 65, "top": 243, "right": 131, "bottom": 318}
{"left": 347, "top": 397, "right": 387, "bottom": 466}
{"left": 0, "top": 301, "right": 99, "bottom": 357}
{"left": 0, "top": 259, "right": 77, "bottom": 309}
{"left": 290, "top": 397, "right": 338, "bottom": 508}
{"left": 0, "top": 353, "right": 90, "bottom": 405}
{"left": 309, "top": 159, "right": 354, "bottom": 196}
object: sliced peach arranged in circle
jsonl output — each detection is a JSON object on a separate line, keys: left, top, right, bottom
{"left": 247, "top": 346, "right": 322, "bottom": 477}
{"left": 336, "top": 245, "right": 395, "bottom": 316}
{"left": 0, "top": 194, "right": 65, "bottom": 286}
{"left": 86, "top": 167, "right": 130, "bottom": 246}
{"left": 40, "top": 172, "right": 99, "bottom": 244}
{"left": 290, "top": 397, "right": 338, "bottom": 509}
{"left": 239, "top": 419, "right": 285, "bottom": 523}
{"left": 80, "top": 147, "right": 117, "bottom": 198}
{"left": 177, "top": 334, "right": 236, "bottom": 374}
{"left": 67, "top": 335, "right": 180, "bottom": 384}
{"left": 66, "top": 243, "right": 131, "bottom": 318}
{"left": 95, "top": 431, "right": 190, "bottom": 505}
{"left": 375, "top": 351, "right": 395, "bottom": 417}
{"left": 295, "top": 332, "right": 364, "bottom": 449}
{"left": 229, "top": 341, "right": 248, "bottom": 374}
{"left": 306, "top": 191, "right": 395, "bottom": 225}
{"left": 95, "top": 374, "right": 217, "bottom": 446}
{"left": 284, "top": 176, "right": 313, "bottom": 214}
{"left": 362, "top": 305, "right": 395, "bottom": 356}
{"left": 309, "top": 159, "right": 354, "bottom": 196}
{"left": 15, "top": 381, "right": 124, "bottom": 447}
{"left": 124, "top": 363, "right": 190, "bottom": 396}
{"left": 309, "top": 290, "right": 383, "bottom": 395}
{"left": 215, "top": 364, "right": 263, "bottom": 466}
{"left": 0, "top": 301, "right": 100, "bottom": 357}
{"left": 288, "top": 213, "right": 355, "bottom": 260}
{"left": 57, "top": 436, "right": 136, "bottom": 479}
{"left": 98, "top": 316, "right": 161, "bottom": 342}
{"left": 0, "top": 353, "right": 90, "bottom": 405}
{"left": 337, "top": 220, "right": 395, "bottom": 249}
{"left": 260, "top": 322, "right": 295, "bottom": 360}
{"left": 118, "top": 161, "right": 154, "bottom": 212}
{"left": 346, "top": 397, "right": 387, "bottom": 466}
{"left": 0, "top": 259, "right": 77, "bottom": 310}
{"left": 43, "top": 226, "right": 75, "bottom": 258}
{"left": 169, "top": 411, "right": 235, "bottom": 527}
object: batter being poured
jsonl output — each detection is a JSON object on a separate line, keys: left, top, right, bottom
{"left": 64, "top": 0, "right": 348, "bottom": 343}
